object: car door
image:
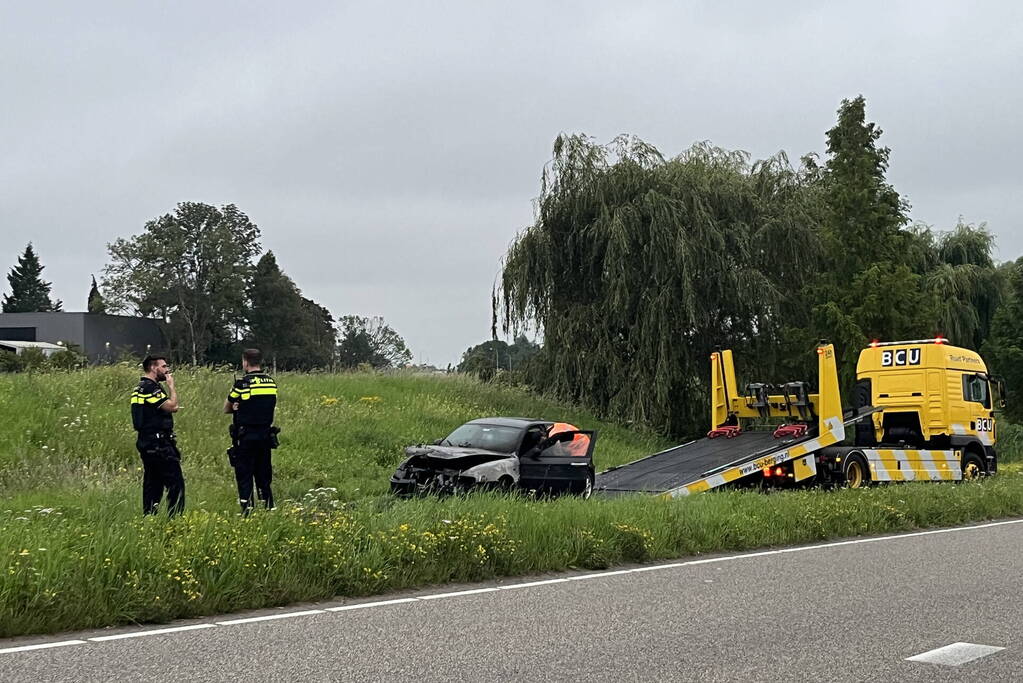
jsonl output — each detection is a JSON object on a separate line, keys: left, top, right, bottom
{"left": 518, "top": 430, "right": 597, "bottom": 495}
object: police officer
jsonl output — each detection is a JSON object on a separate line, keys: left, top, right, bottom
{"left": 131, "top": 355, "right": 184, "bottom": 516}
{"left": 224, "top": 348, "right": 279, "bottom": 513}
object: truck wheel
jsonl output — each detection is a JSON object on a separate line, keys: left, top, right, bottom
{"left": 962, "top": 453, "right": 985, "bottom": 481}
{"left": 843, "top": 454, "right": 869, "bottom": 489}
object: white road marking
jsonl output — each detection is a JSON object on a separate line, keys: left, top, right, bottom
{"left": 4, "top": 517, "right": 1023, "bottom": 655}
{"left": 326, "top": 598, "right": 420, "bottom": 612}
{"left": 89, "top": 624, "right": 217, "bottom": 642}
{"left": 217, "top": 609, "right": 325, "bottom": 626}
{"left": 498, "top": 578, "right": 571, "bottom": 590}
{"left": 0, "top": 640, "right": 86, "bottom": 654}
{"left": 420, "top": 587, "right": 499, "bottom": 600}
{"left": 566, "top": 569, "right": 635, "bottom": 581}
{"left": 906, "top": 642, "right": 1005, "bottom": 666}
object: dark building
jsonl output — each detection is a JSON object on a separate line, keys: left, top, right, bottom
{"left": 0, "top": 312, "right": 166, "bottom": 362}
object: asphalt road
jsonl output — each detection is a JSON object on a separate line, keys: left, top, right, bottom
{"left": 3, "top": 519, "right": 1023, "bottom": 682}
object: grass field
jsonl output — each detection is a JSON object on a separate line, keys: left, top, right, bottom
{"left": 2, "top": 365, "right": 1021, "bottom": 638}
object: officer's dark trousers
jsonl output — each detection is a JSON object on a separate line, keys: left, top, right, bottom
{"left": 137, "top": 440, "right": 185, "bottom": 517}
{"left": 233, "top": 440, "right": 273, "bottom": 513}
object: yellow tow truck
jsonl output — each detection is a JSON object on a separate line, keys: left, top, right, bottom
{"left": 595, "top": 338, "right": 1004, "bottom": 496}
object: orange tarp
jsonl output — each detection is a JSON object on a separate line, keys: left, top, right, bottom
{"left": 548, "top": 422, "right": 590, "bottom": 457}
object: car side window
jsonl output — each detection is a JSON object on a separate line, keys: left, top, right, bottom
{"left": 962, "top": 374, "right": 990, "bottom": 408}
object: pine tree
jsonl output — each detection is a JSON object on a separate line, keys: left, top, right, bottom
{"left": 2, "top": 243, "right": 62, "bottom": 313}
{"left": 822, "top": 95, "right": 908, "bottom": 279}
{"left": 247, "top": 252, "right": 336, "bottom": 369}
{"left": 807, "top": 96, "right": 934, "bottom": 381}
{"left": 87, "top": 275, "right": 107, "bottom": 314}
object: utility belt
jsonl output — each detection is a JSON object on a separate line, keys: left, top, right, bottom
{"left": 229, "top": 423, "right": 280, "bottom": 446}
{"left": 136, "top": 431, "right": 180, "bottom": 462}
{"left": 227, "top": 424, "right": 280, "bottom": 466}
{"left": 137, "top": 430, "right": 176, "bottom": 444}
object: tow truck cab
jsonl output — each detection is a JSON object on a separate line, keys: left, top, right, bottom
{"left": 854, "top": 338, "right": 1003, "bottom": 474}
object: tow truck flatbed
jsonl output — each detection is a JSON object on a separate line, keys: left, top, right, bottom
{"left": 596, "top": 430, "right": 794, "bottom": 495}
{"left": 595, "top": 395, "right": 878, "bottom": 497}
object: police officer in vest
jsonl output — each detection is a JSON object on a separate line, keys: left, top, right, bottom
{"left": 224, "top": 348, "right": 279, "bottom": 513}
{"left": 131, "top": 355, "right": 184, "bottom": 516}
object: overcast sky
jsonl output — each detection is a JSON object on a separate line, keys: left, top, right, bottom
{"left": 2, "top": 2, "right": 1020, "bottom": 365}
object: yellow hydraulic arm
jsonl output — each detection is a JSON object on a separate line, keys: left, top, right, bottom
{"left": 710, "top": 343, "right": 843, "bottom": 440}
{"left": 664, "top": 344, "right": 847, "bottom": 497}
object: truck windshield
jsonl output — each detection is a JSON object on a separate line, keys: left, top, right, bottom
{"left": 441, "top": 424, "right": 523, "bottom": 452}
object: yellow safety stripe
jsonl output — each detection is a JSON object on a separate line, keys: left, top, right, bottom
{"left": 131, "top": 387, "right": 165, "bottom": 403}
{"left": 865, "top": 449, "right": 960, "bottom": 481}
{"left": 249, "top": 387, "right": 278, "bottom": 396}
{"left": 228, "top": 389, "right": 244, "bottom": 399}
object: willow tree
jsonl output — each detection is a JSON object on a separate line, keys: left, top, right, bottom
{"left": 497, "top": 135, "right": 822, "bottom": 437}
{"left": 927, "top": 222, "right": 1005, "bottom": 350}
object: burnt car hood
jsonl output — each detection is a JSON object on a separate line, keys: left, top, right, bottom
{"left": 403, "top": 445, "right": 514, "bottom": 469}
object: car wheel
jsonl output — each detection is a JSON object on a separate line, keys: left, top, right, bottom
{"left": 580, "top": 471, "right": 594, "bottom": 499}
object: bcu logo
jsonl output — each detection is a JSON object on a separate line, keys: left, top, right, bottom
{"left": 881, "top": 348, "right": 921, "bottom": 367}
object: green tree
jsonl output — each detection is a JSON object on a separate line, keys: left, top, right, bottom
{"left": 821, "top": 95, "right": 908, "bottom": 278}
{"left": 927, "top": 222, "right": 1005, "bottom": 350}
{"left": 799, "top": 96, "right": 937, "bottom": 382}
{"left": 247, "top": 252, "right": 336, "bottom": 369}
{"left": 982, "top": 258, "right": 1023, "bottom": 421}
{"left": 49, "top": 342, "right": 87, "bottom": 370}
{"left": 87, "top": 275, "right": 107, "bottom": 314}
{"left": 337, "top": 315, "right": 412, "bottom": 369}
{"left": 2, "top": 243, "right": 62, "bottom": 313}
{"left": 102, "top": 202, "right": 261, "bottom": 365}
{"left": 458, "top": 335, "right": 540, "bottom": 378}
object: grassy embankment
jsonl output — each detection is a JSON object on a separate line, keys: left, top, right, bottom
{"left": 1, "top": 365, "right": 1021, "bottom": 638}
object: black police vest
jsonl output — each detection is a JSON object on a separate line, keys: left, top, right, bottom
{"left": 229, "top": 372, "right": 278, "bottom": 427}
{"left": 131, "top": 377, "right": 173, "bottom": 434}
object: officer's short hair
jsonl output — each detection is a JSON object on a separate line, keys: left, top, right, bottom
{"left": 242, "top": 348, "right": 262, "bottom": 366}
{"left": 142, "top": 355, "right": 167, "bottom": 372}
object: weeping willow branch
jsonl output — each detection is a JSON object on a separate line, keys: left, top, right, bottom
{"left": 496, "top": 134, "right": 824, "bottom": 436}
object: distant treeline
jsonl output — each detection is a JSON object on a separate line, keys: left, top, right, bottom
{"left": 3, "top": 206, "right": 413, "bottom": 371}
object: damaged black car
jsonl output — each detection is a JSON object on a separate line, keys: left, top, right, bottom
{"left": 390, "top": 417, "right": 597, "bottom": 498}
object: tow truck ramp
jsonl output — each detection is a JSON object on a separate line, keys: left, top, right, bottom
{"left": 595, "top": 409, "right": 869, "bottom": 497}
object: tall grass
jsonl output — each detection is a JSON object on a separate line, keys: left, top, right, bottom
{"left": 1, "top": 366, "right": 1021, "bottom": 638}
{"left": 0, "top": 364, "right": 668, "bottom": 507}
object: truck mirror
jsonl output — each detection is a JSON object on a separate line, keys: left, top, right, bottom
{"left": 992, "top": 377, "right": 1008, "bottom": 411}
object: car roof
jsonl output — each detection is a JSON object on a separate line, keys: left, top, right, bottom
{"left": 465, "top": 417, "right": 552, "bottom": 428}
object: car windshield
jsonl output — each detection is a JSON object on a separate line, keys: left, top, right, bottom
{"left": 441, "top": 424, "right": 523, "bottom": 452}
